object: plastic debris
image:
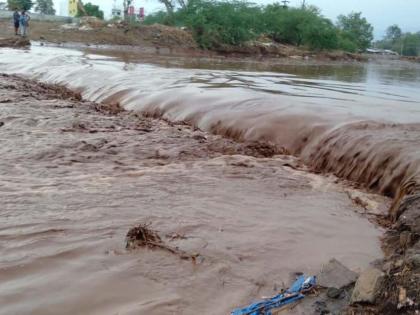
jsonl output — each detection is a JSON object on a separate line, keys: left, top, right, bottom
{"left": 231, "top": 275, "right": 316, "bottom": 315}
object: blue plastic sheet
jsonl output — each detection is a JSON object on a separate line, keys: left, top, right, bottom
{"left": 231, "top": 275, "right": 316, "bottom": 315}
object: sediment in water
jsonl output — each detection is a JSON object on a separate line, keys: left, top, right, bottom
{"left": 1, "top": 45, "right": 420, "bottom": 313}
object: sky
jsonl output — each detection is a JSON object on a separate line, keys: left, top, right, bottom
{"left": 53, "top": 0, "right": 419, "bottom": 39}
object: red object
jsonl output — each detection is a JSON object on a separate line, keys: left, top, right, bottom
{"left": 128, "top": 6, "right": 135, "bottom": 15}
{"left": 139, "top": 7, "right": 145, "bottom": 18}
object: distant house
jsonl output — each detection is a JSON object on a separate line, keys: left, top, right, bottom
{"left": 366, "top": 48, "right": 399, "bottom": 56}
{"left": 112, "top": 7, "right": 122, "bottom": 18}
{"left": 68, "top": 0, "right": 78, "bottom": 17}
{"left": 0, "top": 2, "right": 7, "bottom": 10}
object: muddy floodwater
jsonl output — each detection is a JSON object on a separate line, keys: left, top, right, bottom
{"left": 0, "top": 45, "right": 419, "bottom": 314}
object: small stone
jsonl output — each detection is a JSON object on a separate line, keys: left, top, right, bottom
{"left": 327, "top": 287, "right": 343, "bottom": 299}
{"left": 394, "top": 259, "right": 404, "bottom": 268}
{"left": 400, "top": 231, "right": 412, "bottom": 248}
{"left": 313, "top": 300, "right": 329, "bottom": 314}
{"left": 406, "top": 254, "right": 420, "bottom": 269}
{"left": 398, "top": 287, "right": 407, "bottom": 305}
{"left": 318, "top": 258, "right": 358, "bottom": 289}
{"left": 382, "top": 261, "right": 392, "bottom": 273}
{"left": 351, "top": 268, "right": 384, "bottom": 304}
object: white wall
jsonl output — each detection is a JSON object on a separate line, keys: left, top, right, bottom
{"left": 0, "top": 9, "right": 76, "bottom": 23}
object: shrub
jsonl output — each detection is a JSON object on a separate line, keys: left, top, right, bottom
{"left": 143, "top": 1, "right": 373, "bottom": 52}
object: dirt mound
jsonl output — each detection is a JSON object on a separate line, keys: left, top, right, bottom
{"left": 318, "top": 51, "right": 367, "bottom": 62}
{"left": 214, "top": 39, "right": 304, "bottom": 57}
{"left": 0, "top": 37, "right": 30, "bottom": 48}
{"left": 79, "top": 16, "right": 106, "bottom": 28}
{"left": 137, "top": 24, "right": 197, "bottom": 48}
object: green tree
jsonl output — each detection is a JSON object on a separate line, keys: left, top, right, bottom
{"left": 182, "top": 0, "right": 262, "bottom": 48}
{"left": 35, "top": 0, "right": 55, "bottom": 14}
{"left": 401, "top": 33, "right": 420, "bottom": 56}
{"left": 80, "top": 2, "right": 104, "bottom": 19}
{"left": 7, "top": 0, "right": 33, "bottom": 10}
{"left": 262, "top": 4, "right": 337, "bottom": 49}
{"left": 386, "top": 24, "right": 402, "bottom": 43}
{"left": 337, "top": 12, "right": 373, "bottom": 51}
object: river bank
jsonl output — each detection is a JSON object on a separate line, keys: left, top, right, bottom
{"left": 0, "top": 19, "right": 370, "bottom": 65}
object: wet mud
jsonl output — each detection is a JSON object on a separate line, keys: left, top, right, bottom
{"left": 0, "top": 74, "right": 386, "bottom": 314}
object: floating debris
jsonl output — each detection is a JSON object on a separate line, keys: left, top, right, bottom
{"left": 231, "top": 275, "right": 316, "bottom": 315}
{"left": 126, "top": 223, "right": 200, "bottom": 262}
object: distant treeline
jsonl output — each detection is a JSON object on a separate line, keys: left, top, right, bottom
{"left": 375, "top": 25, "right": 420, "bottom": 56}
{"left": 144, "top": 0, "right": 373, "bottom": 52}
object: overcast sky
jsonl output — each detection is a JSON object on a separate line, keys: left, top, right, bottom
{"left": 53, "top": 0, "right": 419, "bottom": 39}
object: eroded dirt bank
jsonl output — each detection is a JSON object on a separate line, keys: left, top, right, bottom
{"left": 0, "top": 74, "right": 388, "bottom": 314}
{"left": 0, "top": 19, "right": 368, "bottom": 65}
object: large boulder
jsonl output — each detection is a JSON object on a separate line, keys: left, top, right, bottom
{"left": 317, "top": 258, "right": 358, "bottom": 289}
{"left": 350, "top": 268, "right": 384, "bottom": 304}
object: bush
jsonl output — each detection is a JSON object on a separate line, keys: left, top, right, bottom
{"left": 143, "top": 1, "right": 372, "bottom": 52}
{"left": 337, "top": 12, "right": 373, "bottom": 51}
{"left": 261, "top": 4, "right": 338, "bottom": 50}
{"left": 144, "top": 10, "right": 178, "bottom": 26}
{"left": 182, "top": 0, "right": 263, "bottom": 48}
{"left": 337, "top": 34, "right": 358, "bottom": 52}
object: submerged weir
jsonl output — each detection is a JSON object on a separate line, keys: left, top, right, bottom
{"left": 1, "top": 45, "right": 420, "bottom": 314}
{"left": 1, "top": 45, "right": 420, "bottom": 215}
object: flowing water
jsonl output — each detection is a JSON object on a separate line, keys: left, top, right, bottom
{"left": 1, "top": 45, "right": 420, "bottom": 198}
{"left": 0, "top": 45, "right": 419, "bottom": 314}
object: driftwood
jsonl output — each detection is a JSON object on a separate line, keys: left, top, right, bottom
{"left": 126, "top": 223, "right": 199, "bottom": 262}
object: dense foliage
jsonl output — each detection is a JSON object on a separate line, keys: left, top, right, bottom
{"left": 79, "top": 2, "right": 104, "bottom": 20}
{"left": 336, "top": 12, "right": 373, "bottom": 51}
{"left": 375, "top": 25, "right": 420, "bottom": 56}
{"left": 144, "top": 1, "right": 374, "bottom": 52}
{"left": 35, "top": 0, "right": 55, "bottom": 15}
{"left": 7, "top": 0, "right": 33, "bottom": 10}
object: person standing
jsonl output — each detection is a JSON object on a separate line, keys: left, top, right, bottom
{"left": 13, "top": 10, "right": 20, "bottom": 36}
{"left": 19, "top": 11, "right": 30, "bottom": 37}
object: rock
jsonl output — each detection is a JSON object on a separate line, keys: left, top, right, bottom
{"left": 394, "top": 259, "right": 404, "bottom": 268}
{"left": 406, "top": 254, "right": 420, "bottom": 269}
{"left": 382, "top": 261, "right": 392, "bottom": 273}
{"left": 400, "top": 231, "right": 412, "bottom": 248}
{"left": 327, "top": 287, "right": 343, "bottom": 299}
{"left": 398, "top": 287, "right": 407, "bottom": 305}
{"left": 350, "top": 268, "right": 384, "bottom": 304}
{"left": 313, "top": 300, "right": 329, "bottom": 315}
{"left": 318, "top": 258, "right": 358, "bottom": 289}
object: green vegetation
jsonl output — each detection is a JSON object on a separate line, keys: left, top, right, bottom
{"left": 78, "top": 2, "right": 104, "bottom": 20}
{"left": 336, "top": 12, "right": 373, "bottom": 51}
{"left": 35, "top": 0, "right": 55, "bottom": 15}
{"left": 7, "top": 0, "right": 33, "bottom": 10}
{"left": 144, "top": 0, "right": 374, "bottom": 52}
{"left": 375, "top": 25, "right": 420, "bottom": 56}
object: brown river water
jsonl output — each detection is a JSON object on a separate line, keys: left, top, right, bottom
{"left": 0, "top": 45, "right": 419, "bottom": 314}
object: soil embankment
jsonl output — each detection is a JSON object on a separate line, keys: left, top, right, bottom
{"left": 0, "top": 19, "right": 368, "bottom": 64}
